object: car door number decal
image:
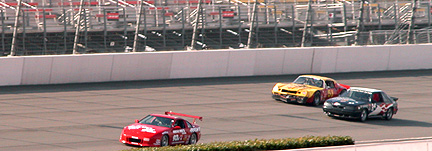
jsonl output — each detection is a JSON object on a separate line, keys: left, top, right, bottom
{"left": 173, "top": 134, "right": 183, "bottom": 141}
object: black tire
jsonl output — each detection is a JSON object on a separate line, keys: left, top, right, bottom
{"left": 326, "top": 112, "right": 334, "bottom": 117}
{"left": 312, "top": 92, "right": 321, "bottom": 106}
{"left": 189, "top": 133, "right": 197, "bottom": 145}
{"left": 297, "top": 97, "right": 307, "bottom": 104}
{"left": 359, "top": 109, "right": 368, "bottom": 122}
{"left": 161, "top": 135, "right": 169, "bottom": 147}
{"left": 384, "top": 108, "right": 394, "bottom": 120}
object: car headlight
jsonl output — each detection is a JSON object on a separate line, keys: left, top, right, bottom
{"left": 301, "top": 91, "right": 307, "bottom": 95}
{"left": 272, "top": 86, "right": 279, "bottom": 91}
{"left": 323, "top": 101, "right": 330, "bottom": 106}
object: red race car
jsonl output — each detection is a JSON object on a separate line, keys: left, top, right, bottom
{"left": 119, "top": 111, "right": 202, "bottom": 147}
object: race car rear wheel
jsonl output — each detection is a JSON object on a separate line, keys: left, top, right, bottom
{"left": 359, "top": 109, "right": 368, "bottom": 122}
{"left": 312, "top": 92, "right": 321, "bottom": 106}
{"left": 189, "top": 133, "right": 197, "bottom": 145}
{"left": 384, "top": 108, "right": 394, "bottom": 120}
{"left": 161, "top": 135, "right": 169, "bottom": 147}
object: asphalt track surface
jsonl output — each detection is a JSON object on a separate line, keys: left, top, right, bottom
{"left": 1, "top": 70, "right": 432, "bottom": 151}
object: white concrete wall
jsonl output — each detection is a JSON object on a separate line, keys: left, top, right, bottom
{"left": 1, "top": 44, "right": 432, "bottom": 86}
{"left": 293, "top": 138, "right": 432, "bottom": 151}
{"left": 0, "top": 57, "right": 24, "bottom": 86}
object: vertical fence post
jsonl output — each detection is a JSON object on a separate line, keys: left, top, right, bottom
{"left": 274, "top": 6, "right": 278, "bottom": 47}
{"left": 162, "top": 7, "right": 166, "bottom": 48}
{"left": 22, "top": 10, "right": 26, "bottom": 54}
{"left": 144, "top": 8, "right": 147, "bottom": 48}
{"left": 123, "top": 8, "right": 127, "bottom": 50}
{"left": 103, "top": 9, "right": 107, "bottom": 51}
{"left": 343, "top": 3, "right": 348, "bottom": 46}
{"left": 181, "top": 7, "right": 185, "bottom": 48}
{"left": 237, "top": 5, "right": 242, "bottom": 47}
{"left": 84, "top": 9, "right": 88, "bottom": 52}
{"left": 1, "top": 9, "right": 5, "bottom": 55}
{"left": 219, "top": 6, "right": 222, "bottom": 49}
{"left": 378, "top": 4, "right": 381, "bottom": 30}
{"left": 63, "top": 8, "right": 67, "bottom": 53}
{"left": 43, "top": 9, "right": 47, "bottom": 55}
{"left": 291, "top": 5, "right": 295, "bottom": 46}
{"left": 428, "top": 2, "right": 431, "bottom": 43}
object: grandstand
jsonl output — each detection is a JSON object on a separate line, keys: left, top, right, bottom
{"left": 0, "top": 0, "right": 431, "bottom": 56}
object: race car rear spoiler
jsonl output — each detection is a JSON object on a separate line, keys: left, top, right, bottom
{"left": 165, "top": 111, "right": 203, "bottom": 124}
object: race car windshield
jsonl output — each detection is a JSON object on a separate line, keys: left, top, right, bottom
{"left": 293, "top": 77, "right": 323, "bottom": 88}
{"left": 341, "top": 90, "right": 371, "bottom": 103}
{"left": 139, "top": 115, "right": 173, "bottom": 128}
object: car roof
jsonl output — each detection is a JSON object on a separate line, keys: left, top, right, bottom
{"left": 299, "top": 75, "right": 335, "bottom": 81}
{"left": 350, "top": 87, "right": 382, "bottom": 93}
{"left": 150, "top": 114, "right": 183, "bottom": 120}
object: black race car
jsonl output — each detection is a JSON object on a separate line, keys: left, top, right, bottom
{"left": 322, "top": 87, "right": 398, "bottom": 122}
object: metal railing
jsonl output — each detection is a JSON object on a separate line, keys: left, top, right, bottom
{"left": 1, "top": 0, "right": 431, "bottom": 56}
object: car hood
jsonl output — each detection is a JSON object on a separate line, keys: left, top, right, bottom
{"left": 278, "top": 83, "right": 320, "bottom": 90}
{"left": 122, "top": 123, "right": 170, "bottom": 136}
{"left": 326, "top": 97, "right": 367, "bottom": 106}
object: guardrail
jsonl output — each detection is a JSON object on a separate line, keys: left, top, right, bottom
{"left": 0, "top": 44, "right": 431, "bottom": 86}
{"left": 291, "top": 137, "right": 432, "bottom": 151}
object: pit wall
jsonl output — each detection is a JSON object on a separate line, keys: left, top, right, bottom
{"left": 1, "top": 44, "right": 432, "bottom": 86}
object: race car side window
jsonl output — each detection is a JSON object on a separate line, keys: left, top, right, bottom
{"left": 186, "top": 121, "right": 192, "bottom": 128}
{"left": 174, "top": 119, "right": 186, "bottom": 128}
{"left": 325, "top": 80, "right": 335, "bottom": 88}
{"left": 372, "top": 93, "right": 383, "bottom": 103}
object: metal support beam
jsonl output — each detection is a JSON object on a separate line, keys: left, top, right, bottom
{"left": 407, "top": 0, "right": 417, "bottom": 44}
{"left": 1, "top": 10, "right": 5, "bottom": 55}
{"left": 190, "top": 0, "right": 203, "bottom": 50}
{"left": 73, "top": 0, "right": 86, "bottom": 54}
{"left": 133, "top": 0, "right": 145, "bottom": 52}
{"left": 247, "top": 0, "right": 258, "bottom": 48}
{"left": 354, "top": 0, "right": 366, "bottom": 45}
{"left": 10, "top": 0, "right": 24, "bottom": 56}
{"left": 301, "top": 0, "right": 313, "bottom": 47}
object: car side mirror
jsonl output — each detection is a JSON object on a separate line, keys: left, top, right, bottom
{"left": 173, "top": 126, "right": 181, "bottom": 129}
{"left": 135, "top": 119, "right": 139, "bottom": 123}
{"left": 391, "top": 97, "right": 398, "bottom": 101}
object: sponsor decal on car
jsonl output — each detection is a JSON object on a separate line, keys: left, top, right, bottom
{"left": 173, "top": 129, "right": 187, "bottom": 134}
{"left": 190, "top": 127, "right": 200, "bottom": 133}
{"left": 127, "top": 125, "right": 156, "bottom": 133}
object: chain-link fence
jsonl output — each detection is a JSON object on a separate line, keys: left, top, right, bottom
{"left": 1, "top": 0, "right": 431, "bottom": 56}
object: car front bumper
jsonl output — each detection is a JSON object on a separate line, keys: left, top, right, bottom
{"left": 119, "top": 134, "right": 160, "bottom": 147}
{"left": 272, "top": 94, "right": 308, "bottom": 104}
{"left": 323, "top": 107, "right": 362, "bottom": 118}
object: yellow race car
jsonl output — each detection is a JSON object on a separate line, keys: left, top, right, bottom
{"left": 272, "top": 75, "right": 350, "bottom": 106}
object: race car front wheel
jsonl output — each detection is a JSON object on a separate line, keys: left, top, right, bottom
{"left": 189, "top": 133, "right": 197, "bottom": 145}
{"left": 359, "top": 109, "right": 368, "bottom": 122}
{"left": 312, "top": 92, "right": 321, "bottom": 106}
{"left": 161, "top": 135, "right": 169, "bottom": 147}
